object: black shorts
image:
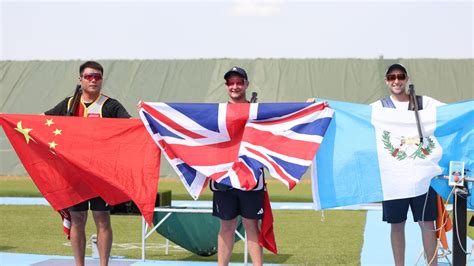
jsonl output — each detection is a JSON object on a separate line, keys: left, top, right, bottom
{"left": 212, "top": 189, "right": 264, "bottom": 220}
{"left": 68, "top": 197, "right": 111, "bottom": 212}
{"left": 382, "top": 187, "right": 437, "bottom": 223}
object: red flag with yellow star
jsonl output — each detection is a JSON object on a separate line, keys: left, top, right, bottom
{"left": 0, "top": 114, "right": 161, "bottom": 225}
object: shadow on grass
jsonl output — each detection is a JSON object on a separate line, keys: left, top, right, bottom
{"left": 207, "top": 253, "right": 292, "bottom": 264}
{"left": 0, "top": 245, "right": 16, "bottom": 251}
{"left": 144, "top": 252, "right": 292, "bottom": 264}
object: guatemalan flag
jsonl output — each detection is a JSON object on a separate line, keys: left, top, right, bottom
{"left": 312, "top": 99, "right": 473, "bottom": 209}
{"left": 139, "top": 101, "right": 333, "bottom": 199}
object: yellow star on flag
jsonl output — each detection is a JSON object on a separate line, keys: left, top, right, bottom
{"left": 45, "top": 119, "right": 54, "bottom": 126}
{"left": 14, "top": 121, "right": 35, "bottom": 144}
{"left": 53, "top": 128, "right": 62, "bottom": 136}
{"left": 48, "top": 141, "right": 58, "bottom": 149}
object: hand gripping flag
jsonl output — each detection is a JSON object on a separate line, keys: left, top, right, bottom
{"left": 139, "top": 102, "right": 333, "bottom": 198}
{"left": 0, "top": 114, "right": 161, "bottom": 225}
{"left": 312, "top": 100, "right": 473, "bottom": 209}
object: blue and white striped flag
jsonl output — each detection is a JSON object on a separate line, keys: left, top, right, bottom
{"left": 312, "top": 99, "right": 473, "bottom": 209}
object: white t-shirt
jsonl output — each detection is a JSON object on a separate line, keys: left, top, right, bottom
{"left": 371, "top": 95, "right": 444, "bottom": 109}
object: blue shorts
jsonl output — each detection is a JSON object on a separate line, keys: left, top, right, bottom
{"left": 212, "top": 189, "right": 264, "bottom": 220}
{"left": 382, "top": 187, "right": 437, "bottom": 223}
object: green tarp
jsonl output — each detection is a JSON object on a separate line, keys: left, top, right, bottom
{"left": 152, "top": 208, "right": 245, "bottom": 256}
{"left": 1, "top": 59, "right": 473, "bottom": 176}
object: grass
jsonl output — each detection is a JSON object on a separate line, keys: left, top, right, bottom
{"left": 1, "top": 176, "right": 474, "bottom": 264}
{"left": 0, "top": 205, "right": 365, "bottom": 265}
{"left": 0, "top": 176, "right": 364, "bottom": 264}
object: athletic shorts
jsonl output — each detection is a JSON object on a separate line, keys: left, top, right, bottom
{"left": 212, "top": 189, "right": 264, "bottom": 220}
{"left": 382, "top": 187, "right": 437, "bottom": 223}
{"left": 68, "top": 197, "right": 111, "bottom": 212}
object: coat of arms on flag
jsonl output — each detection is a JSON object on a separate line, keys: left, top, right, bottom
{"left": 312, "top": 99, "right": 474, "bottom": 209}
{"left": 382, "top": 131, "right": 436, "bottom": 161}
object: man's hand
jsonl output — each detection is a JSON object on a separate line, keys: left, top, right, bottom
{"left": 136, "top": 101, "right": 144, "bottom": 113}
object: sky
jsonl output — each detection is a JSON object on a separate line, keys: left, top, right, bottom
{"left": 1, "top": 0, "right": 473, "bottom": 60}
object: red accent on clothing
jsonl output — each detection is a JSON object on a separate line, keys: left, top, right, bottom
{"left": 75, "top": 101, "right": 85, "bottom": 116}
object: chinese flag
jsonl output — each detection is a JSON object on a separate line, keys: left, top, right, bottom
{"left": 0, "top": 114, "right": 161, "bottom": 225}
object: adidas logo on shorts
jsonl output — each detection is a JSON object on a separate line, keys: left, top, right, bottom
{"left": 257, "top": 208, "right": 263, "bottom": 215}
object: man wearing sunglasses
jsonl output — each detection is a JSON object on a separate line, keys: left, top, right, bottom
{"left": 44, "top": 61, "right": 130, "bottom": 266}
{"left": 211, "top": 66, "right": 264, "bottom": 266}
{"left": 372, "top": 64, "right": 443, "bottom": 265}
{"left": 372, "top": 64, "right": 442, "bottom": 109}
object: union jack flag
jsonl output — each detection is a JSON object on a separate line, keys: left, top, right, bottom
{"left": 139, "top": 102, "right": 333, "bottom": 199}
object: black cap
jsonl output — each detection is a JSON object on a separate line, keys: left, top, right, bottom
{"left": 224, "top": 66, "right": 248, "bottom": 81}
{"left": 386, "top": 63, "right": 407, "bottom": 76}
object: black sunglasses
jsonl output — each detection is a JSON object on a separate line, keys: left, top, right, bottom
{"left": 386, "top": 73, "right": 407, "bottom": 81}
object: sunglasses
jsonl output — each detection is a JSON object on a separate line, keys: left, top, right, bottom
{"left": 386, "top": 73, "right": 407, "bottom": 81}
{"left": 226, "top": 79, "right": 245, "bottom": 87}
{"left": 82, "top": 73, "right": 103, "bottom": 81}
